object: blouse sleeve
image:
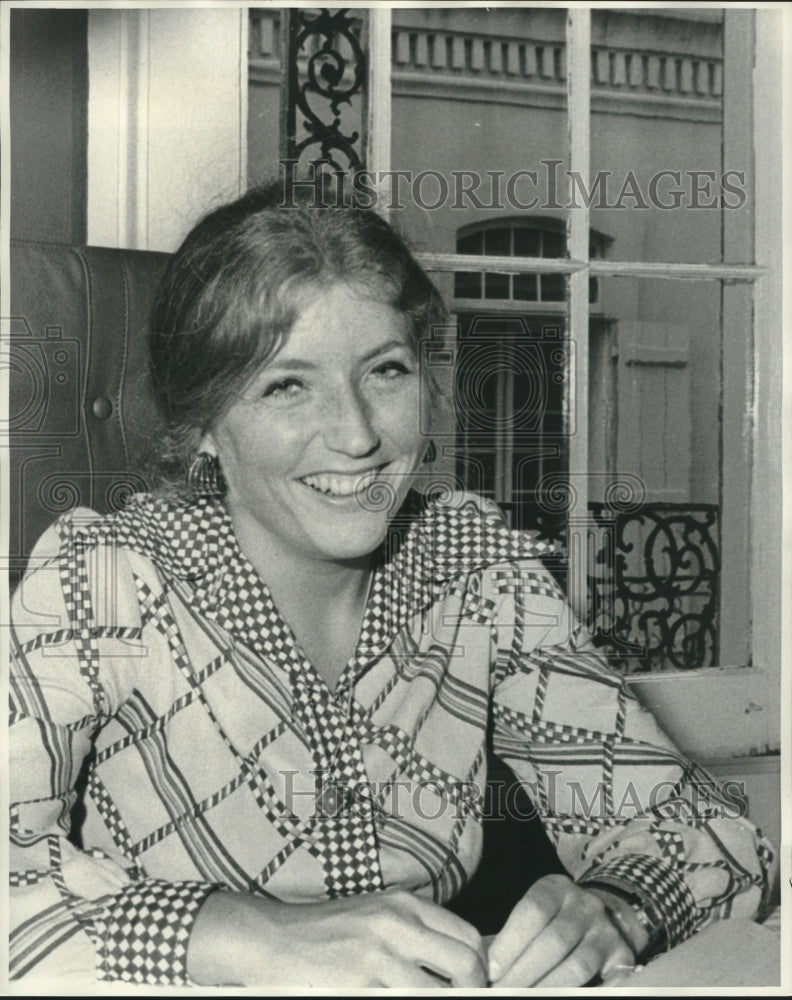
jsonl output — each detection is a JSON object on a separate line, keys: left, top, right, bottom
{"left": 488, "top": 558, "right": 774, "bottom": 953}
{"left": 9, "top": 513, "right": 221, "bottom": 986}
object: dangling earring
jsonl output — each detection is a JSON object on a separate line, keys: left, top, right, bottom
{"left": 187, "top": 452, "right": 226, "bottom": 497}
{"left": 423, "top": 440, "right": 437, "bottom": 464}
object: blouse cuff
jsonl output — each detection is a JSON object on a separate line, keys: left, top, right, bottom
{"left": 578, "top": 852, "right": 700, "bottom": 950}
{"left": 95, "top": 880, "right": 221, "bottom": 985}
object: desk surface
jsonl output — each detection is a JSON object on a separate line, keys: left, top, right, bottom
{"left": 605, "top": 917, "right": 780, "bottom": 988}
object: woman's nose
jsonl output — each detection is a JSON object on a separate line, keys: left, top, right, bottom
{"left": 322, "top": 387, "right": 381, "bottom": 457}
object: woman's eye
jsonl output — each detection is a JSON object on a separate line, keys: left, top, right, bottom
{"left": 372, "top": 360, "right": 411, "bottom": 379}
{"left": 261, "top": 378, "right": 303, "bottom": 400}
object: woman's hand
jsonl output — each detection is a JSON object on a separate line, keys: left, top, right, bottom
{"left": 487, "top": 874, "right": 641, "bottom": 987}
{"left": 187, "top": 887, "right": 488, "bottom": 987}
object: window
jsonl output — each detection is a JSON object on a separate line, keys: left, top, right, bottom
{"left": 450, "top": 220, "right": 610, "bottom": 552}
{"left": 453, "top": 219, "right": 607, "bottom": 304}
{"left": 353, "top": 7, "right": 780, "bottom": 761}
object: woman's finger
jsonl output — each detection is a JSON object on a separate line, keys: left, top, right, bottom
{"left": 486, "top": 877, "right": 564, "bottom": 982}
{"left": 377, "top": 893, "right": 487, "bottom": 987}
{"left": 407, "top": 928, "right": 489, "bottom": 987}
{"left": 401, "top": 891, "right": 486, "bottom": 956}
{"left": 532, "top": 940, "right": 603, "bottom": 988}
{"left": 533, "top": 918, "right": 636, "bottom": 989}
{"left": 491, "top": 913, "right": 581, "bottom": 986}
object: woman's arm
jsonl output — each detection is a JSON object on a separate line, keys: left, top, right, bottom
{"left": 9, "top": 516, "right": 222, "bottom": 985}
{"left": 485, "top": 559, "right": 773, "bottom": 985}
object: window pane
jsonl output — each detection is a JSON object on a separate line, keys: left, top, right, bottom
{"left": 595, "top": 277, "right": 720, "bottom": 503}
{"left": 454, "top": 271, "right": 482, "bottom": 298}
{"left": 514, "top": 227, "right": 541, "bottom": 257}
{"left": 484, "top": 272, "right": 511, "bottom": 299}
{"left": 541, "top": 273, "right": 566, "bottom": 301}
{"left": 390, "top": 6, "right": 569, "bottom": 261}
{"left": 542, "top": 230, "right": 566, "bottom": 259}
{"left": 513, "top": 273, "right": 539, "bottom": 300}
{"left": 588, "top": 277, "right": 732, "bottom": 673}
{"left": 454, "top": 311, "right": 570, "bottom": 544}
{"left": 457, "top": 231, "right": 483, "bottom": 255}
{"left": 588, "top": 9, "right": 727, "bottom": 263}
{"left": 484, "top": 228, "right": 511, "bottom": 256}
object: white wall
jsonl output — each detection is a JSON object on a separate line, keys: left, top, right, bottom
{"left": 87, "top": 8, "right": 247, "bottom": 252}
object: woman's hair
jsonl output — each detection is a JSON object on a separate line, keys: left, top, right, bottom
{"left": 147, "top": 181, "right": 448, "bottom": 493}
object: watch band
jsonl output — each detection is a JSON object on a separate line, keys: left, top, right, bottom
{"left": 584, "top": 880, "right": 667, "bottom": 962}
{"left": 601, "top": 903, "right": 640, "bottom": 965}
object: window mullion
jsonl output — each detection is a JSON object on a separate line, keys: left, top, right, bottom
{"left": 588, "top": 261, "right": 764, "bottom": 281}
{"left": 566, "top": 7, "right": 592, "bottom": 618}
{"left": 720, "top": 10, "right": 755, "bottom": 668}
{"left": 365, "top": 7, "right": 392, "bottom": 212}
{"left": 750, "top": 10, "right": 784, "bottom": 704}
{"left": 419, "top": 254, "right": 763, "bottom": 282}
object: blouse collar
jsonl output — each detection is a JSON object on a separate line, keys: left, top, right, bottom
{"left": 85, "top": 490, "right": 552, "bottom": 679}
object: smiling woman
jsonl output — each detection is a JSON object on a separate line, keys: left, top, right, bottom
{"left": 9, "top": 183, "right": 773, "bottom": 989}
{"left": 201, "top": 286, "right": 425, "bottom": 570}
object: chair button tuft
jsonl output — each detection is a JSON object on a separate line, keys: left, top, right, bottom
{"left": 92, "top": 396, "right": 113, "bottom": 419}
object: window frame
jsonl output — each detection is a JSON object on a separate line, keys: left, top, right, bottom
{"left": 365, "top": 7, "right": 783, "bottom": 759}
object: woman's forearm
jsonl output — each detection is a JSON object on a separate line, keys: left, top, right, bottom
{"left": 187, "top": 889, "right": 284, "bottom": 986}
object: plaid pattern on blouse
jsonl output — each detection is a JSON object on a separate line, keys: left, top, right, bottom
{"left": 9, "top": 491, "right": 773, "bottom": 985}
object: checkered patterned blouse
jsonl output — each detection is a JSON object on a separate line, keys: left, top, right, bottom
{"left": 9, "top": 490, "right": 773, "bottom": 986}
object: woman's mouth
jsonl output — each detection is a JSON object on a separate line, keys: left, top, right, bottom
{"left": 299, "top": 465, "right": 386, "bottom": 498}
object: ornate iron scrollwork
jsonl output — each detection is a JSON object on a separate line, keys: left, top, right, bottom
{"left": 281, "top": 7, "right": 366, "bottom": 186}
{"left": 517, "top": 500, "right": 720, "bottom": 673}
{"left": 588, "top": 504, "right": 720, "bottom": 673}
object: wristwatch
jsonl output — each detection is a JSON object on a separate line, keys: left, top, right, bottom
{"left": 586, "top": 881, "right": 667, "bottom": 963}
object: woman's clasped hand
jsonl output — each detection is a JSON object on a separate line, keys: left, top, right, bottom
{"left": 187, "top": 875, "right": 636, "bottom": 988}
{"left": 486, "top": 875, "right": 638, "bottom": 987}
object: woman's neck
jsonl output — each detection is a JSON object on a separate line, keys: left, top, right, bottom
{"left": 235, "top": 521, "right": 374, "bottom": 601}
{"left": 267, "top": 550, "right": 374, "bottom": 616}
{"left": 227, "top": 508, "right": 377, "bottom": 687}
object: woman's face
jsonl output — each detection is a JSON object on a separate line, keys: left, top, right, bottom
{"left": 201, "top": 282, "right": 429, "bottom": 568}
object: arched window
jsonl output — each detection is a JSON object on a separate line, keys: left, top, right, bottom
{"left": 453, "top": 218, "right": 610, "bottom": 305}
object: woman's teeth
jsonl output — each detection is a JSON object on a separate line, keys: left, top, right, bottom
{"left": 300, "top": 470, "right": 380, "bottom": 497}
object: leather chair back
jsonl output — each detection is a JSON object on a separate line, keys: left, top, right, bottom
{"left": 8, "top": 240, "right": 169, "bottom": 585}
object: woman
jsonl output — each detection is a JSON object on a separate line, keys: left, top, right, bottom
{"left": 9, "top": 184, "right": 772, "bottom": 988}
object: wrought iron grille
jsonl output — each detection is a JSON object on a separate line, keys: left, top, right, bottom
{"left": 506, "top": 501, "right": 720, "bottom": 673}
{"left": 280, "top": 7, "right": 366, "bottom": 189}
{"left": 587, "top": 503, "right": 719, "bottom": 673}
